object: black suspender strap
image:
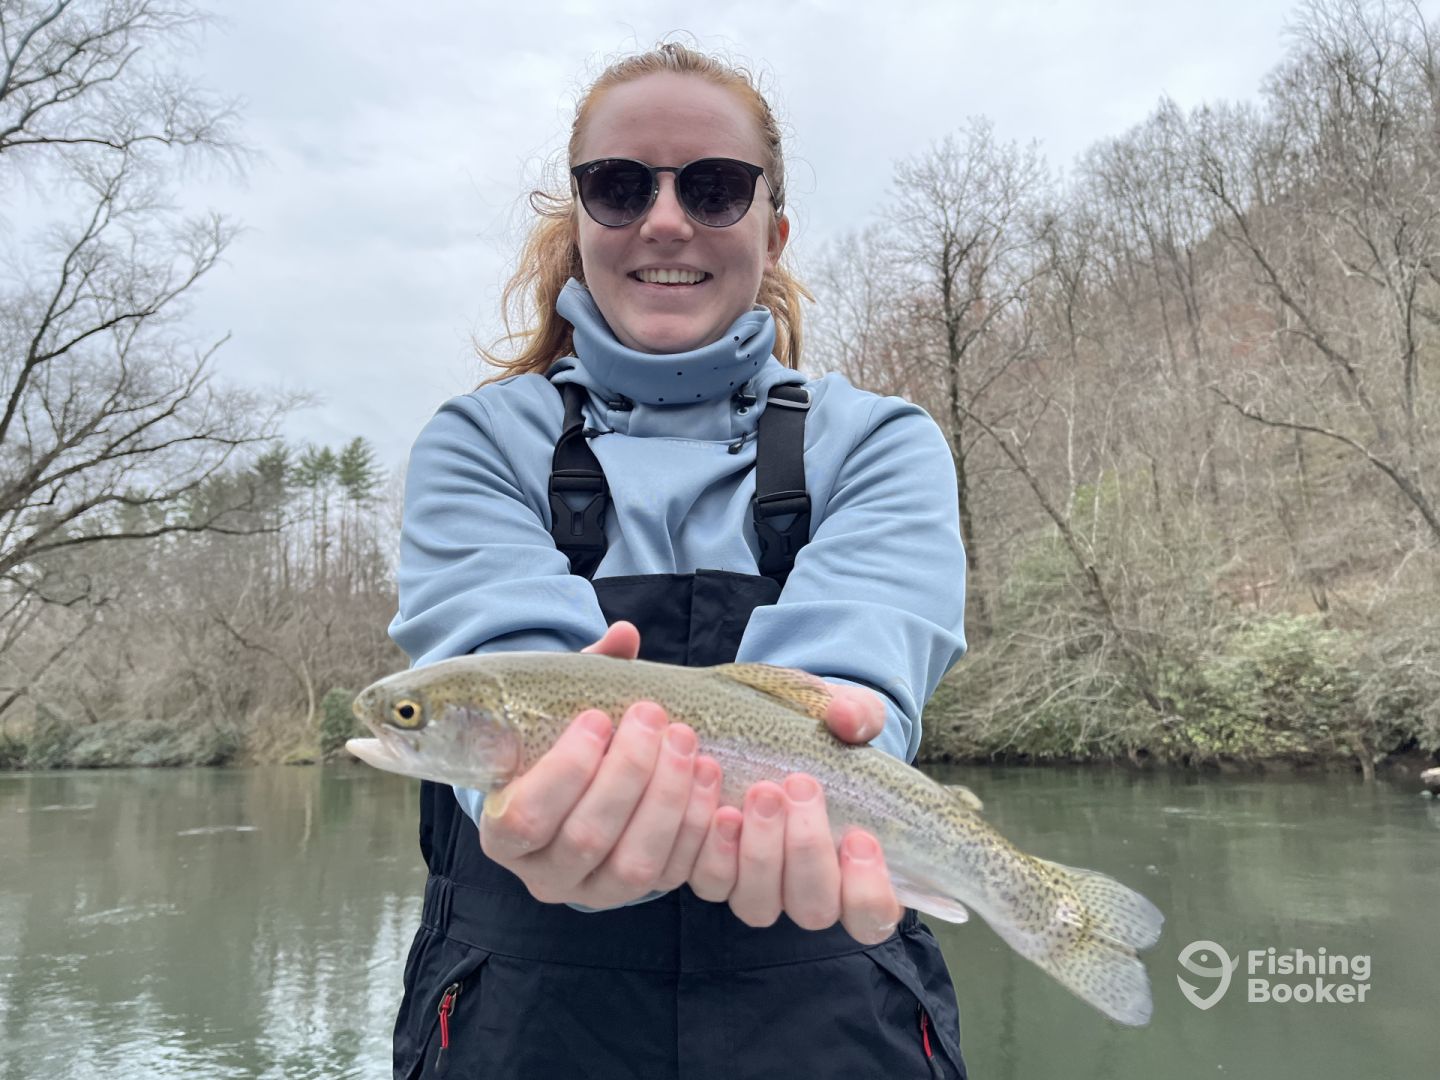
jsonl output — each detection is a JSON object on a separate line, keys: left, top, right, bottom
{"left": 547, "top": 379, "right": 812, "bottom": 585}
{"left": 752, "top": 383, "right": 811, "bottom": 586}
{"left": 549, "top": 382, "right": 609, "bottom": 579}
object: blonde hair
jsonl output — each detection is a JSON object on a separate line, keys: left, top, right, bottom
{"left": 480, "top": 42, "right": 811, "bottom": 383}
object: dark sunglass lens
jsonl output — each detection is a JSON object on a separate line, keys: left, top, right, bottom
{"left": 579, "top": 161, "right": 653, "bottom": 225}
{"left": 679, "top": 161, "right": 756, "bottom": 226}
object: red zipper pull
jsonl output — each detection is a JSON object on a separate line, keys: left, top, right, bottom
{"left": 918, "top": 1004, "right": 943, "bottom": 1078}
{"left": 436, "top": 982, "right": 461, "bottom": 1075}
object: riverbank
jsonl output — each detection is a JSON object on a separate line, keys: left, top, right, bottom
{"left": 916, "top": 744, "right": 1439, "bottom": 786}
{"left": 4, "top": 612, "right": 1437, "bottom": 777}
{"left": 4, "top": 709, "right": 1435, "bottom": 781}
{"left": 917, "top": 611, "right": 1440, "bottom": 781}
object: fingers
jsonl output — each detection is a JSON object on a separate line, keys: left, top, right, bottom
{"left": 693, "top": 774, "right": 851, "bottom": 936}
{"left": 655, "top": 754, "right": 722, "bottom": 892}
{"left": 552, "top": 701, "right": 669, "bottom": 886}
{"left": 689, "top": 805, "right": 742, "bottom": 902}
{"left": 823, "top": 683, "right": 886, "bottom": 744}
{"left": 479, "top": 708, "right": 613, "bottom": 862}
{"left": 484, "top": 692, "right": 898, "bottom": 938}
{"left": 780, "top": 775, "right": 842, "bottom": 931}
{"left": 838, "top": 829, "right": 903, "bottom": 945}
{"left": 483, "top": 698, "right": 720, "bottom": 909}
{"left": 593, "top": 723, "right": 698, "bottom": 897}
{"left": 727, "top": 782, "right": 786, "bottom": 927}
{"left": 582, "top": 620, "right": 641, "bottom": 660}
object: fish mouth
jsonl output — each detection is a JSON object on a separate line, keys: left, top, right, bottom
{"left": 346, "top": 696, "right": 517, "bottom": 789}
{"left": 345, "top": 736, "right": 400, "bottom": 773}
{"left": 345, "top": 724, "right": 427, "bottom": 778}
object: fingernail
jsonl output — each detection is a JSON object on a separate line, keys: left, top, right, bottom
{"left": 576, "top": 711, "right": 613, "bottom": 740}
{"left": 754, "top": 789, "right": 782, "bottom": 818}
{"left": 717, "top": 815, "right": 741, "bottom": 845}
{"left": 695, "top": 758, "right": 720, "bottom": 789}
{"left": 665, "top": 725, "right": 696, "bottom": 756}
{"left": 860, "top": 695, "right": 885, "bottom": 741}
{"left": 626, "top": 701, "right": 666, "bottom": 732}
{"left": 843, "top": 832, "right": 878, "bottom": 862}
{"left": 783, "top": 774, "right": 818, "bottom": 803}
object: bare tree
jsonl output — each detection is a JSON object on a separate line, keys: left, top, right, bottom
{"left": 0, "top": 0, "right": 290, "bottom": 722}
{"left": 1082, "top": 100, "right": 1227, "bottom": 512}
{"left": 0, "top": 4, "right": 284, "bottom": 593}
{"left": 805, "top": 226, "right": 918, "bottom": 397}
{"left": 804, "top": 0, "right": 1440, "bottom": 770}
{"left": 1197, "top": 0, "right": 1440, "bottom": 544}
{"left": 886, "top": 120, "right": 1052, "bottom": 636}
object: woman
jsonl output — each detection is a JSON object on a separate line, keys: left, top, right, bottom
{"left": 389, "top": 42, "right": 969, "bottom": 1079}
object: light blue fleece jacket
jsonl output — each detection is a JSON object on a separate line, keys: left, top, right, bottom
{"left": 389, "top": 278, "right": 967, "bottom": 824}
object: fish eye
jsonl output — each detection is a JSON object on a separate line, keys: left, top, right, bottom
{"left": 392, "top": 699, "right": 423, "bottom": 728}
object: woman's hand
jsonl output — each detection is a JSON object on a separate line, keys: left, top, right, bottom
{"left": 689, "top": 683, "right": 904, "bottom": 945}
{"left": 477, "top": 622, "right": 724, "bottom": 910}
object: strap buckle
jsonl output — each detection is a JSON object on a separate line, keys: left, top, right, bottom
{"left": 752, "top": 489, "right": 811, "bottom": 520}
{"left": 549, "top": 469, "right": 607, "bottom": 550}
{"left": 766, "top": 387, "right": 811, "bottom": 410}
{"left": 752, "top": 488, "right": 811, "bottom": 578}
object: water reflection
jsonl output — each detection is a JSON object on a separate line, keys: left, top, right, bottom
{"left": 0, "top": 767, "right": 424, "bottom": 1080}
{"left": 924, "top": 766, "right": 1437, "bottom": 1079}
{"left": 0, "top": 766, "right": 1434, "bottom": 1079}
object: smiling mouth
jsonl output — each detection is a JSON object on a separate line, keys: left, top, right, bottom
{"left": 629, "top": 271, "right": 712, "bottom": 287}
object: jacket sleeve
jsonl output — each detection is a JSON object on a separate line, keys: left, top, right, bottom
{"left": 734, "top": 396, "right": 967, "bottom": 763}
{"left": 389, "top": 392, "right": 611, "bottom": 821}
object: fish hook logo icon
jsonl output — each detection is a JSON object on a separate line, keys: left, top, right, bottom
{"left": 1177, "top": 940, "right": 1236, "bottom": 1010}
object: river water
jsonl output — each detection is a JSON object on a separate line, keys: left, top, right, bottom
{"left": 0, "top": 765, "right": 1434, "bottom": 1078}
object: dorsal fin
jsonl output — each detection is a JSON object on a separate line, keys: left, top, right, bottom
{"left": 707, "top": 663, "right": 833, "bottom": 720}
{"left": 946, "top": 784, "right": 985, "bottom": 813}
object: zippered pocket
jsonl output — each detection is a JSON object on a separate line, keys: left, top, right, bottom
{"left": 918, "top": 1002, "right": 945, "bottom": 1079}
{"left": 434, "top": 980, "right": 462, "bottom": 1075}
{"left": 402, "top": 948, "right": 491, "bottom": 1080}
{"left": 865, "top": 934, "right": 967, "bottom": 1079}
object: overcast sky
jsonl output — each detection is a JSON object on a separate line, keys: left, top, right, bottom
{"left": 171, "top": 0, "right": 1435, "bottom": 468}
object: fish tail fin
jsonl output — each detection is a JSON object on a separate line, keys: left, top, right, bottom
{"left": 1043, "top": 858, "right": 1165, "bottom": 953}
{"left": 1002, "top": 858, "right": 1164, "bottom": 1026}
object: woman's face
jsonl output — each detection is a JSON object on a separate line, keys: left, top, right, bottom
{"left": 573, "top": 72, "right": 789, "bottom": 355}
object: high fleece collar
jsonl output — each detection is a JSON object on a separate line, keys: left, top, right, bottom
{"left": 551, "top": 277, "right": 778, "bottom": 407}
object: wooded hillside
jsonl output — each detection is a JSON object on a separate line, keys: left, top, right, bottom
{"left": 808, "top": 0, "right": 1440, "bottom": 771}
{"left": 3, "top": 0, "right": 1435, "bottom": 771}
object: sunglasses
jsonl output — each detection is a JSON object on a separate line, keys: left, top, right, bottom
{"left": 570, "top": 157, "right": 778, "bottom": 228}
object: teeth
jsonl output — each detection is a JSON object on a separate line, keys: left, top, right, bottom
{"left": 636, "top": 268, "right": 707, "bottom": 285}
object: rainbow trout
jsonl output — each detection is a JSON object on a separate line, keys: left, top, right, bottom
{"left": 349, "top": 652, "right": 1164, "bottom": 1025}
